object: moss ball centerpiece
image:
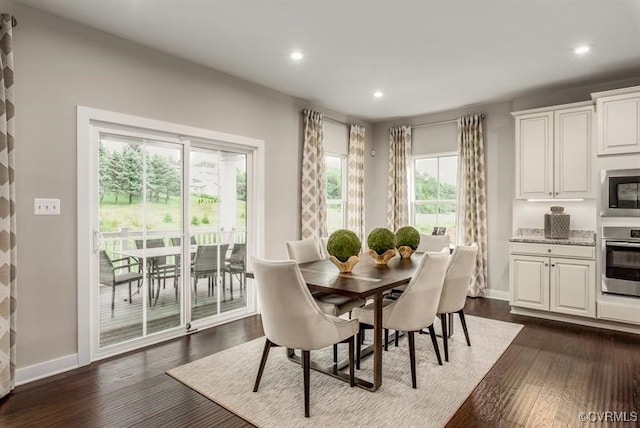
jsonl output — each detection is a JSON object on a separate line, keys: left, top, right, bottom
{"left": 367, "top": 227, "right": 397, "bottom": 264}
{"left": 396, "top": 226, "right": 421, "bottom": 258}
{"left": 327, "top": 229, "right": 361, "bottom": 273}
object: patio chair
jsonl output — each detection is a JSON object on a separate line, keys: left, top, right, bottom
{"left": 191, "top": 244, "right": 229, "bottom": 305}
{"left": 223, "top": 243, "right": 246, "bottom": 299}
{"left": 135, "top": 238, "right": 180, "bottom": 306}
{"left": 99, "top": 250, "right": 143, "bottom": 318}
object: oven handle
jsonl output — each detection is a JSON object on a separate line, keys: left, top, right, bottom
{"left": 605, "top": 241, "right": 640, "bottom": 248}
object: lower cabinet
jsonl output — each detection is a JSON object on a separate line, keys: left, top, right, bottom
{"left": 510, "top": 244, "right": 596, "bottom": 318}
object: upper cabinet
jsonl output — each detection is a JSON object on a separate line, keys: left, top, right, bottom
{"left": 592, "top": 86, "right": 640, "bottom": 156}
{"left": 512, "top": 102, "right": 594, "bottom": 199}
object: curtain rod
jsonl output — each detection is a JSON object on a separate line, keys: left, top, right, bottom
{"left": 411, "top": 113, "right": 485, "bottom": 130}
{"left": 300, "top": 110, "right": 351, "bottom": 127}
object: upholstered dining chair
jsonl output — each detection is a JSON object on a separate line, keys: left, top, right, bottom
{"left": 353, "top": 251, "right": 449, "bottom": 388}
{"left": 285, "top": 238, "right": 366, "bottom": 362}
{"left": 416, "top": 234, "right": 451, "bottom": 253}
{"left": 436, "top": 243, "right": 479, "bottom": 362}
{"left": 99, "top": 250, "right": 143, "bottom": 318}
{"left": 252, "top": 258, "right": 359, "bottom": 418}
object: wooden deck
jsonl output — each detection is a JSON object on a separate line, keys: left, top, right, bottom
{"left": 100, "top": 275, "right": 248, "bottom": 347}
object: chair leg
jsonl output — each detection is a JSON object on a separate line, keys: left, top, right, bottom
{"left": 128, "top": 281, "right": 132, "bottom": 305}
{"left": 253, "top": 338, "right": 272, "bottom": 392}
{"left": 348, "top": 336, "right": 355, "bottom": 387}
{"left": 395, "top": 330, "right": 399, "bottom": 347}
{"left": 193, "top": 276, "right": 198, "bottom": 306}
{"left": 333, "top": 344, "right": 338, "bottom": 364}
{"left": 356, "top": 328, "right": 362, "bottom": 370}
{"left": 428, "top": 324, "right": 443, "bottom": 365}
{"left": 458, "top": 310, "right": 471, "bottom": 346}
{"left": 408, "top": 331, "right": 417, "bottom": 389}
{"left": 440, "top": 314, "right": 449, "bottom": 362}
{"left": 302, "top": 350, "right": 310, "bottom": 418}
{"left": 384, "top": 329, "right": 389, "bottom": 351}
{"left": 111, "top": 285, "right": 116, "bottom": 318}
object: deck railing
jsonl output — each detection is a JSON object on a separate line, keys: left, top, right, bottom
{"left": 102, "top": 227, "right": 247, "bottom": 256}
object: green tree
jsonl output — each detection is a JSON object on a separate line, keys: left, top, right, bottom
{"left": 236, "top": 170, "right": 246, "bottom": 202}
{"left": 106, "top": 150, "right": 125, "bottom": 204}
{"left": 326, "top": 168, "right": 341, "bottom": 200}
{"left": 122, "top": 145, "right": 142, "bottom": 204}
{"left": 98, "top": 143, "right": 110, "bottom": 203}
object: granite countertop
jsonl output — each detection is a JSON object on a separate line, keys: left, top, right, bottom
{"left": 509, "top": 228, "right": 596, "bottom": 246}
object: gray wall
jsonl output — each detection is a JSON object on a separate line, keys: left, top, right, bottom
{"left": 9, "top": 2, "right": 372, "bottom": 368}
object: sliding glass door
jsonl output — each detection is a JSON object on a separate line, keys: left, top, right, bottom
{"left": 83, "top": 111, "right": 260, "bottom": 362}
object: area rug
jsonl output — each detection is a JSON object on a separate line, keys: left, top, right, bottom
{"left": 167, "top": 315, "right": 522, "bottom": 427}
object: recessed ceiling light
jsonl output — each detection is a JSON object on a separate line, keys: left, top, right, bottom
{"left": 373, "top": 91, "right": 384, "bottom": 98}
{"left": 574, "top": 45, "right": 591, "bottom": 55}
{"left": 290, "top": 51, "right": 303, "bottom": 61}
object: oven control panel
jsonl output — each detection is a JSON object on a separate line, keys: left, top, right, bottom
{"left": 630, "top": 229, "right": 640, "bottom": 239}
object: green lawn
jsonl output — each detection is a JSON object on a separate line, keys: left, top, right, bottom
{"left": 99, "top": 193, "right": 246, "bottom": 233}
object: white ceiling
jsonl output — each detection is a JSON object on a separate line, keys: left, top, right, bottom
{"left": 14, "top": 0, "right": 640, "bottom": 121}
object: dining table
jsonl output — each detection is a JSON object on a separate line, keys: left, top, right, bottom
{"left": 248, "top": 253, "right": 422, "bottom": 392}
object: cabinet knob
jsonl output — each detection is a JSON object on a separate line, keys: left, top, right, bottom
{"left": 551, "top": 264, "right": 555, "bottom": 267}
{"left": 547, "top": 249, "right": 551, "bottom": 253}
{"left": 545, "top": 263, "right": 549, "bottom": 266}
{"left": 548, "top": 192, "right": 552, "bottom": 195}
{"left": 555, "top": 192, "right": 559, "bottom": 195}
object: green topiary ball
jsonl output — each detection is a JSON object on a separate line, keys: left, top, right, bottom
{"left": 396, "top": 226, "right": 421, "bottom": 250}
{"left": 327, "top": 229, "right": 362, "bottom": 262}
{"left": 367, "top": 228, "right": 397, "bottom": 255}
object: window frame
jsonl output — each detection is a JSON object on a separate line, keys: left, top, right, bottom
{"left": 410, "top": 151, "right": 459, "bottom": 233}
{"left": 325, "top": 152, "right": 348, "bottom": 233}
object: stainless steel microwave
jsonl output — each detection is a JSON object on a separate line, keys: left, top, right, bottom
{"left": 601, "top": 169, "right": 640, "bottom": 217}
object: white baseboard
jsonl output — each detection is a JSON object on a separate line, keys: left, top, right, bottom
{"left": 484, "top": 289, "right": 509, "bottom": 301}
{"left": 15, "top": 353, "right": 78, "bottom": 386}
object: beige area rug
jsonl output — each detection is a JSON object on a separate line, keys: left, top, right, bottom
{"left": 168, "top": 315, "right": 522, "bottom": 427}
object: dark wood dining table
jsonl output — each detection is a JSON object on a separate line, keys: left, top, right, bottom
{"left": 249, "top": 253, "right": 422, "bottom": 392}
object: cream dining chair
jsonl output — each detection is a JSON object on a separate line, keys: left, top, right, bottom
{"left": 285, "top": 238, "right": 366, "bottom": 362}
{"left": 353, "top": 251, "right": 449, "bottom": 388}
{"left": 416, "top": 233, "right": 451, "bottom": 253}
{"left": 437, "top": 243, "right": 479, "bottom": 362}
{"left": 251, "top": 258, "right": 359, "bottom": 418}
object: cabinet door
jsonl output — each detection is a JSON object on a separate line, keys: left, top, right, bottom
{"left": 596, "top": 93, "right": 640, "bottom": 155}
{"left": 510, "top": 255, "right": 549, "bottom": 310}
{"left": 549, "top": 258, "right": 595, "bottom": 317}
{"left": 515, "top": 112, "right": 554, "bottom": 199}
{"left": 554, "top": 106, "right": 593, "bottom": 198}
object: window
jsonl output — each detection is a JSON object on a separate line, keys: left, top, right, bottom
{"left": 411, "top": 154, "right": 458, "bottom": 238}
{"left": 325, "top": 154, "right": 347, "bottom": 233}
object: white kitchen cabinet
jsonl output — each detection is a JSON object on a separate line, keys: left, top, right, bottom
{"left": 510, "top": 254, "right": 549, "bottom": 310}
{"left": 513, "top": 102, "right": 594, "bottom": 199}
{"left": 592, "top": 86, "right": 640, "bottom": 156}
{"left": 510, "top": 243, "right": 595, "bottom": 318}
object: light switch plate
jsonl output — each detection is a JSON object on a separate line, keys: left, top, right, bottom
{"left": 34, "top": 198, "right": 61, "bottom": 215}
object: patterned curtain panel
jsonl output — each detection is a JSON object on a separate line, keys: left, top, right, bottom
{"left": 301, "top": 110, "right": 327, "bottom": 239}
{"left": 347, "top": 124, "right": 365, "bottom": 243}
{"left": 387, "top": 126, "right": 411, "bottom": 231}
{"left": 0, "top": 13, "right": 16, "bottom": 399}
{"left": 458, "top": 114, "right": 488, "bottom": 297}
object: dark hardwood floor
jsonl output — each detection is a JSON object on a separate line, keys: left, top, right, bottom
{"left": 1, "top": 298, "right": 638, "bottom": 427}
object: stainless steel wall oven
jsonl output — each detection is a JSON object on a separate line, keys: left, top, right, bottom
{"left": 602, "top": 227, "right": 640, "bottom": 298}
